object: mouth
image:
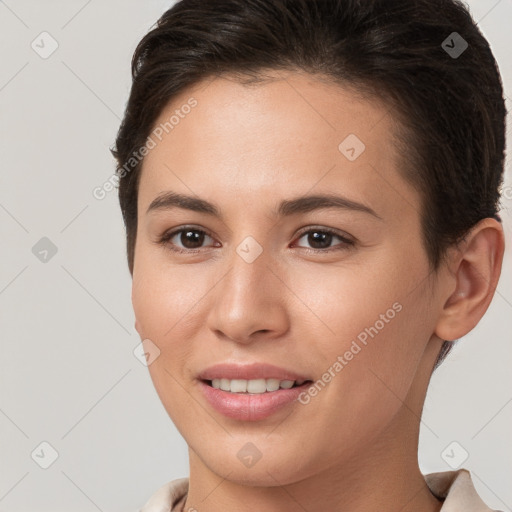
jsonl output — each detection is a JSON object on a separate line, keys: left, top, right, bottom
{"left": 200, "top": 378, "right": 313, "bottom": 394}
{"left": 198, "top": 375, "right": 315, "bottom": 421}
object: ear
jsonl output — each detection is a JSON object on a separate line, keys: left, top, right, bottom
{"left": 435, "top": 217, "right": 505, "bottom": 341}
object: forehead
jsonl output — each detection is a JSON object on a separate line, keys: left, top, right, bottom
{"left": 138, "top": 70, "right": 417, "bottom": 221}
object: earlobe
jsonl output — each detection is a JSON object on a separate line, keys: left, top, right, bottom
{"left": 434, "top": 218, "right": 505, "bottom": 342}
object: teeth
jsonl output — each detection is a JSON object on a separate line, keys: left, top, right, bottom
{"left": 209, "top": 378, "right": 304, "bottom": 394}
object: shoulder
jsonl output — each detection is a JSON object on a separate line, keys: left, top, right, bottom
{"left": 139, "top": 477, "right": 189, "bottom": 512}
{"left": 424, "top": 468, "right": 504, "bottom": 512}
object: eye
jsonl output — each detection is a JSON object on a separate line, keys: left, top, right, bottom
{"left": 292, "top": 227, "right": 355, "bottom": 252}
{"left": 157, "top": 226, "right": 218, "bottom": 253}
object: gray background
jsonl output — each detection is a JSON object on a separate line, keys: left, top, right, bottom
{"left": 0, "top": 1, "right": 511, "bottom": 511}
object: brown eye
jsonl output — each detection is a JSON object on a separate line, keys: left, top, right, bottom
{"left": 302, "top": 231, "right": 334, "bottom": 249}
{"left": 158, "top": 227, "right": 216, "bottom": 253}
{"left": 294, "top": 227, "right": 355, "bottom": 252}
{"left": 176, "top": 229, "right": 207, "bottom": 249}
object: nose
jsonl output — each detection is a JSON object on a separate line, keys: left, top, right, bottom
{"left": 206, "top": 241, "right": 290, "bottom": 345}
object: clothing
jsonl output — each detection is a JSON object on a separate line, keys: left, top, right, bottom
{"left": 139, "top": 468, "right": 502, "bottom": 512}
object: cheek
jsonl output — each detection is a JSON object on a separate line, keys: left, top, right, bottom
{"left": 131, "top": 255, "right": 205, "bottom": 340}
{"left": 298, "top": 251, "right": 431, "bottom": 401}
{"left": 296, "top": 259, "right": 403, "bottom": 350}
{"left": 131, "top": 260, "right": 206, "bottom": 404}
{"left": 132, "top": 275, "right": 196, "bottom": 429}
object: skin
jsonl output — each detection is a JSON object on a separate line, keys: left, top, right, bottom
{"left": 131, "top": 70, "right": 504, "bottom": 512}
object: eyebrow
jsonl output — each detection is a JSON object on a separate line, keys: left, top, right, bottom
{"left": 146, "top": 191, "right": 382, "bottom": 220}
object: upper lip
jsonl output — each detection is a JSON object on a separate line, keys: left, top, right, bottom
{"left": 198, "top": 362, "right": 312, "bottom": 382}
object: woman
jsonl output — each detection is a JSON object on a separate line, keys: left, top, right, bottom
{"left": 111, "top": 0, "right": 507, "bottom": 510}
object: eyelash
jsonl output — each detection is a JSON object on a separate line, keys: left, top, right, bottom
{"left": 156, "top": 225, "right": 356, "bottom": 255}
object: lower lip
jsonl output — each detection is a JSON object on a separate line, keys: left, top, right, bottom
{"left": 198, "top": 380, "right": 312, "bottom": 421}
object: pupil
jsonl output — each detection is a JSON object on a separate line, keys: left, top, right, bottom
{"left": 309, "top": 231, "right": 331, "bottom": 249}
{"left": 181, "top": 230, "right": 204, "bottom": 248}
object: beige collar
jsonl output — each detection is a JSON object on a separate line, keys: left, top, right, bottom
{"left": 424, "top": 469, "right": 500, "bottom": 512}
{"left": 140, "top": 469, "right": 500, "bottom": 512}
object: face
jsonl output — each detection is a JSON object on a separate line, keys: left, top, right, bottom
{"left": 132, "top": 70, "right": 445, "bottom": 485}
